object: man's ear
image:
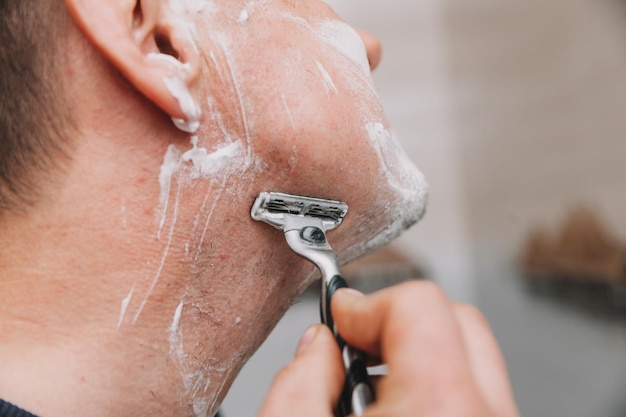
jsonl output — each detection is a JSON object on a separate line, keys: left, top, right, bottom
{"left": 65, "top": 0, "right": 201, "bottom": 124}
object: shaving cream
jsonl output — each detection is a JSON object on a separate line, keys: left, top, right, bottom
{"left": 182, "top": 137, "right": 246, "bottom": 178}
{"left": 147, "top": 53, "right": 202, "bottom": 133}
{"left": 313, "top": 20, "right": 371, "bottom": 77}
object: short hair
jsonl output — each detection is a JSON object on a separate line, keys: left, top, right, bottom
{"left": 0, "top": 0, "right": 73, "bottom": 215}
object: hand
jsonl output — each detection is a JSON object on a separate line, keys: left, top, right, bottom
{"left": 258, "top": 281, "right": 521, "bottom": 417}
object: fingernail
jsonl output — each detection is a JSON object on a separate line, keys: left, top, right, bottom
{"left": 296, "top": 325, "right": 320, "bottom": 356}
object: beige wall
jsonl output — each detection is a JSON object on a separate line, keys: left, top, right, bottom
{"left": 446, "top": 0, "right": 626, "bottom": 256}
{"left": 329, "top": 0, "right": 626, "bottom": 299}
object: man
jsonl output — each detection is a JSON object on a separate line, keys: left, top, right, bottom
{"left": 0, "top": 1, "right": 519, "bottom": 416}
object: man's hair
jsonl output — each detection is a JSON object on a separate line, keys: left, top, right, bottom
{"left": 0, "top": 0, "right": 72, "bottom": 214}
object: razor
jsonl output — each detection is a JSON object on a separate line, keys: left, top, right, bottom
{"left": 251, "top": 192, "right": 375, "bottom": 417}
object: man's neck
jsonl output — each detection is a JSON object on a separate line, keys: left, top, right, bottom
{"left": 0, "top": 132, "right": 314, "bottom": 417}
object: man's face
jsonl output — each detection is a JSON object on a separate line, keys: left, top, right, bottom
{"left": 40, "top": 2, "right": 428, "bottom": 414}
{"left": 164, "top": 0, "right": 426, "bottom": 284}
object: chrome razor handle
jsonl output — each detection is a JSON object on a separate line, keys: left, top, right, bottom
{"left": 322, "top": 275, "right": 375, "bottom": 417}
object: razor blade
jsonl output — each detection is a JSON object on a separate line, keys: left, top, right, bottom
{"left": 251, "top": 191, "right": 348, "bottom": 233}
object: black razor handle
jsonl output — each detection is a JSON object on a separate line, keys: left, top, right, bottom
{"left": 322, "top": 275, "right": 375, "bottom": 417}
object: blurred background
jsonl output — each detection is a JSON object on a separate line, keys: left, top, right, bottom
{"left": 222, "top": 1, "right": 626, "bottom": 416}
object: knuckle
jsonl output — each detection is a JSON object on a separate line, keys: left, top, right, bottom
{"left": 391, "top": 280, "right": 448, "bottom": 305}
{"left": 416, "top": 280, "right": 447, "bottom": 300}
{"left": 272, "top": 361, "right": 300, "bottom": 386}
{"left": 377, "top": 281, "right": 451, "bottom": 323}
{"left": 270, "top": 367, "right": 289, "bottom": 387}
{"left": 454, "top": 302, "right": 490, "bottom": 329}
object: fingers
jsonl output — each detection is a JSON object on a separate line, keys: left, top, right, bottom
{"left": 257, "top": 324, "right": 344, "bottom": 417}
{"left": 330, "top": 282, "right": 504, "bottom": 415}
{"left": 260, "top": 282, "right": 520, "bottom": 417}
{"left": 331, "top": 281, "right": 519, "bottom": 417}
{"left": 453, "top": 305, "right": 521, "bottom": 417}
{"left": 332, "top": 282, "right": 476, "bottom": 387}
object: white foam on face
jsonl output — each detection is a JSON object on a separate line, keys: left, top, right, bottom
{"left": 158, "top": 145, "right": 182, "bottom": 238}
{"left": 278, "top": 91, "right": 296, "bottom": 131}
{"left": 276, "top": 12, "right": 311, "bottom": 29}
{"left": 157, "top": 137, "right": 247, "bottom": 234}
{"left": 314, "top": 20, "right": 371, "bottom": 77}
{"left": 238, "top": 8, "right": 249, "bottom": 24}
{"left": 164, "top": 76, "right": 202, "bottom": 133}
{"left": 182, "top": 137, "right": 246, "bottom": 178}
{"left": 169, "top": 0, "right": 216, "bottom": 15}
{"left": 168, "top": 299, "right": 221, "bottom": 417}
{"left": 361, "top": 121, "right": 428, "bottom": 249}
{"left": 308, "top": 19, "right": 427, "bottom": 255}
{"left": 148, "top": 52, "right": 186, "bottom": 68}
{"left": 155, "top": 133, "right": 255, "bottom": 268}
{"left": 168, "top": 300, "right": 184, "bottom": 351}
{"left": 215, "top": 35, "right": 255, "bottom": 159}
{"left": 147, "top": 14, "right": 202, "bottom": 133}
{"left": 116, "top": 286, "right": 135, "bottom": 329}
{"left": 315, "top": 61, "right": 338, "bottom": 95}
{"left": 147, "top": 53, "right": 201, "bottom": 133}
{"left": 238, "top": 2, "right": 256, "bottom": 24}
{"left": 283, "top": 17, "right": 378, "bottom": 109}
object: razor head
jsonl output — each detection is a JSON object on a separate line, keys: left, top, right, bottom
{"left": 251, "top": 192, "right": 348, "bottom": 232}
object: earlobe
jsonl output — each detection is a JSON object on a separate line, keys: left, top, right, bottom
{"left": 64, "top": 0, "right": 201, "bottom": 132}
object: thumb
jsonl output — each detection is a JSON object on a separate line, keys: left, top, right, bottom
{"left": 258, "top": 324, "right": 344, "bottom": 417}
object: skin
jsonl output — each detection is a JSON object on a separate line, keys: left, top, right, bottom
{"left": 0, "top": 0, "right": 514, "bottom": 417}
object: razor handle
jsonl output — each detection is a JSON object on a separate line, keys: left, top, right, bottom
{"left": 323, "top": 275, "right": 375, "bottom": 417}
